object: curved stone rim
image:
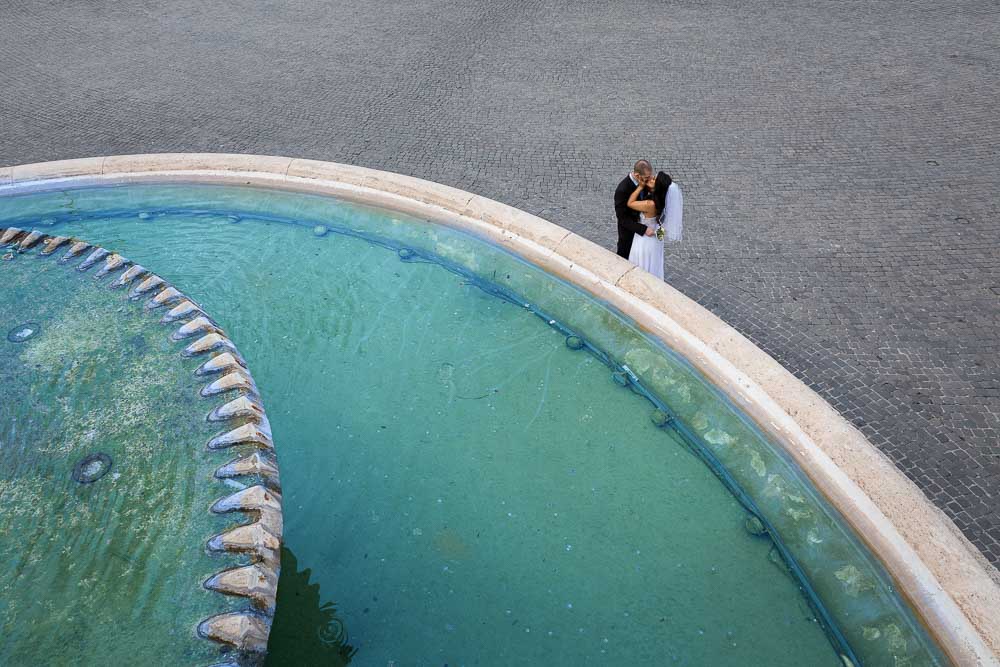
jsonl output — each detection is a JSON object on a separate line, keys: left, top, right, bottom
{"left": 0, "top": 223, "right": 283, "bottom": 665}
{"left": 1, "top": 154, "right": 997, "bottom": 665}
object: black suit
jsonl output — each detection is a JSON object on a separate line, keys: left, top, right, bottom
{"left": 614, "top": 174, "right": 649, "bottom": 259}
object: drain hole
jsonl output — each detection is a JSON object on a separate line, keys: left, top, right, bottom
{"left": 7, "top": 322, "right": 41, "bottom": 343}
{"left": 72, "top": 453, "right": 113, "bottom": 484}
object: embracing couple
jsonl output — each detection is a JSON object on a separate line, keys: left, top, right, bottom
{"left": 614, "top": 159, "right": 683, "bottom": 279}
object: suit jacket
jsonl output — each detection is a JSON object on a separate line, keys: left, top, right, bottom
{"left": 614, "top": 174, "right": 649, "bottom": 258}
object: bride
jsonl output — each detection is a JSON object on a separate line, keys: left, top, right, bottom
{"left": 625, "top": 171, "right": 683, "bottom": 279}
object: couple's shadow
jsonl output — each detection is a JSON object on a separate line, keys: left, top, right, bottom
{"left": 265, "top": 546, "right": 358, "bottom": 665}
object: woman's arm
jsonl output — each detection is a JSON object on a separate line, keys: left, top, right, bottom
{"left": 627, "top": 183, "right": 657, "bottom": 215}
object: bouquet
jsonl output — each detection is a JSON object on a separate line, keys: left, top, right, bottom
{"left": 655, "top": 223, "right": 665, "bottom": 241}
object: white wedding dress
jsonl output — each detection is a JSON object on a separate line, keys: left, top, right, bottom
{"left": 628, "top": 213, "right": 665, "bottom": 279}
{"left": 627, "top": 182, "right": 682, "bottom": 280}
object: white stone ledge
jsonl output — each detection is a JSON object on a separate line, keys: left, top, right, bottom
{"left": 11, "top": 156, "right": 106, "bottom": 183}
{"left": 2, "top": 153, "right": 997, "bottom": 666}
{"left": 104, "top": 153, "right": 293, "bottom": 176}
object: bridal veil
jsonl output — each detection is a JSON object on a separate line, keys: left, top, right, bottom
{"left": 664, "top": 182, "right": 683, "bottom": 243}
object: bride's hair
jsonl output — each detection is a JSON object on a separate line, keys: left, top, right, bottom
{"left": 653, "top": 172, "right": 673, "bottom": 221}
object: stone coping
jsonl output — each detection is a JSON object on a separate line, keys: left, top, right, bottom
{"left": 1, "top": 154, "right": 997, "bottom": 666}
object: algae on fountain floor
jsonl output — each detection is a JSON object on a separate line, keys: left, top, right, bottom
{"left": 0, "top": 248, "right": 245, "bottom": 666}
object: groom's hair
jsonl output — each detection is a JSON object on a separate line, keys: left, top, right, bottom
{"left": 633, "top": 159, "right": 652, "bottom": 176}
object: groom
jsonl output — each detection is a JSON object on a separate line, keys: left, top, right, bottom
{"left": 614, "top": 159, "right": 654, "bottom": 258}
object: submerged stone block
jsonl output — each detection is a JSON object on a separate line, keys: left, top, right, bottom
{"left": 257, "top": 414, "right": 273, "bottom": 439}
{"left": 0, "top": 227, "right": 23, "bottom": 245}
{"left": 211, "top": 484, "right": 283, "bottom": 536}
{"left": 208, "top": 394, "right": 265, "bottom": 422}
{"left": 184, "top": 332, "right": 236, "bottom": 356}
{"left": 197, "top": 611, "right": 272, "bottom": 653}
{"left": 161, "top": 299, "right": 202, "bottom": 322}
{"left": 39, "top": 236, "right": 70, "bottom": 255}
{"left": 60, "top": 240, "right": 90, "bottom": 262}
{"left": 144, "top": 286, "right": 183, "bottom": 309}
{"left": 207, "top": 522, "right": 280, "bottom": 565}
{"left": 131, "top": 274, "right": 164, "bottom": 297}
{"left": 0, "top": 227, "right": 24, "bottom": 244}
{"left": 94, "top": 253, "right": 128, "bottom": 278}
{"left": 18, "top": 230, "right": 44, "bottom": 251}
{"left": 170, "top": 315, "right": 221, "bottom": 341}
{"left": 207, "top": 423, "right": 273, "bottom": 451}
{"left": 77, "top": 247, "right": 109, "bottom": 271}
{"left": 197, "top": 351, "right": 247, "bottom": 376}
{"left": 110, "top": 264, "right": 147, "bottom": 289}
{"left": 254, "top": 507, "right": 282, "bottom": 545}
{"left": 211, "top": 484, "right": 282, "bottom": 515}
{"left": 215, "top": 452, "right": 281, "bottom": 489}
{"left": 204, "top": 563, "right": 278, "bottom": 613}
{"left": 201, "top": 369, "right": 257, "bottom": 396}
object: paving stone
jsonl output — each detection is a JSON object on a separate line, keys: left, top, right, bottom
{"left": 1, "top": 0, "right": 997, "bottom": 568}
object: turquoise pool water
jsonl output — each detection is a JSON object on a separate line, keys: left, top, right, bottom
{"left": 0, "top": 184, "right": 946, "bottom": 666}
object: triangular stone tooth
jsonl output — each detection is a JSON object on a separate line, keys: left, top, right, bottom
{"left": 170, "top": 316, "right": 221, "bottom": 341}
{"left": 160, "top": 299, "right": 203, "bottom": 323}
{"left": 18, "top": 230, "right": 44, "bottom": 251}
{"left": 257, "top": 414, "right": 272, "bottom": 439}
{"left": 40, "top": 236, "right": 70, "bottom": 255}
{"left": 215, "top": 452, "right": 280, "bottom": 489}
{"left": 204, "top": 563, "right": 278, "bottom": 614}
{"left": 144, "top": 286, "right": 182, "bottom": 309}
{"left": 77, "top": 247, "right": 109, "bottom": 271}
{"left": 110, "top": 264, "right": 147, "bottom": 288}
{"left": 211, "top": 484, "right": 284, "bottom": 536}
{"left": 130, "top": 274, "right": 164, "bottom": 298}
{"left": 197, "top": 351, "right": 247, "bottom": 376}
{"left": 211, "top": 485, "right": 284, "bottom": 536}
{"left": 201, "top": 370, "right": 257, "bottom": 397}
{"left": 1, "top": 228, "right": 24, "bottom": 245}
{"left": 208, "top": 395, "right": 265, "bottom": 422}
{"left": 211, "top": 485, "right": 282, "bottom": 516}
{"left": 60, "top": 241, "right": 90, "bottom": 262}
{"left": 94, "top": 253, "right": 128, "bottom": 278}
{"left": 208, "top": 423, "right": 273, "bottom": 451}
{"left": 183, "top": 332, "right": 235, "bottom": 356}
{"left": 206, "top": 522, "right": 280, "bottom": 564}
{"left": 196, "top": 611, "right": 272, "bottom": 653}
{"left": 256, "top": 505, "right": 283, "bottom": 538}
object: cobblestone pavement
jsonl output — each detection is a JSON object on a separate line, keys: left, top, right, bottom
{"left": 2, "top": 0, "right": 998, "bottom": 566}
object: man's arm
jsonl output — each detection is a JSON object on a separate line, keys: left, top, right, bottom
{"left": 615, "top": 180, "right": 649, "bottom": 236}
